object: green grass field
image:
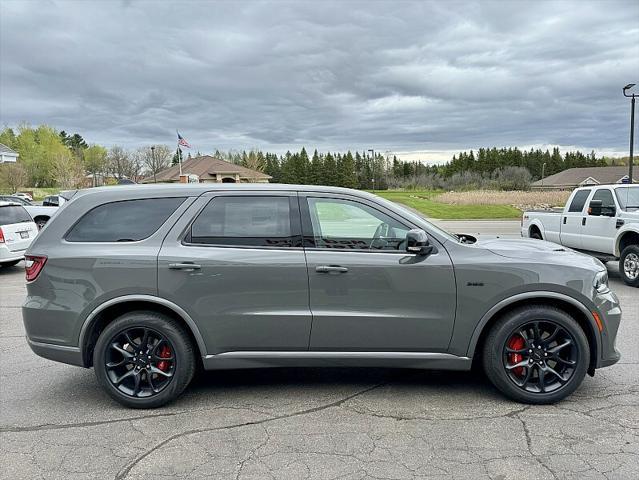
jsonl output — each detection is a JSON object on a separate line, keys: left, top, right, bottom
{"left": 371, "top": 190, "right": 522, "bottom": 219}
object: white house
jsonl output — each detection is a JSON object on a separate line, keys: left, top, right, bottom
{"left": 0, "top": 143, "right": 19, "bottom": 164}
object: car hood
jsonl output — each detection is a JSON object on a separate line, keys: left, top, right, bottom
{"left": 479, "top": 238, "right": 594, "bottom": 262}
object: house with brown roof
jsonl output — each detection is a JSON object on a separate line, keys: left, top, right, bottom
{"left": 142, "top": 155, "right": 271, "bottom": 184}
{"left": 532, "top": 166, "right": 634, "bottom": 189}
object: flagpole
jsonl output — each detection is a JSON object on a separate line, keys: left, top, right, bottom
{"left": 176, "top": 132, "right": 182, "bottom": 177}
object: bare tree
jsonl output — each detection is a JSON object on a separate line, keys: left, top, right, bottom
{"left": 139, "top": 145, "right": 172, "bottom": 183}
{"left": 53, "top": 153, "right": 84, "bottom": 189}
{"left": 108, "top": 146, "right": 143, "bottom": 182}
{"left": 0, "top": 163, "right": 28, "bottom": 193}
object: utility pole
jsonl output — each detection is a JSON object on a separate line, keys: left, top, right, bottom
{"left": 541, "top": 162, "right": 546, "bottom": 188}
{"left": 623, "top": 84, "right": 636, "bottom": 184}
{"left": 151, "top": 145, "right": 156, "bottom": 183}
{"left": 368, "top": 149, "right": 375, "bottom": 191}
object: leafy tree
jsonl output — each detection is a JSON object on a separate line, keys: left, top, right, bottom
{"left": 83, "top": 145, "right": 108, "bottom": 186}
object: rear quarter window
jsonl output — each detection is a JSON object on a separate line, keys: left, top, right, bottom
{"left": 0, "top": 205, "right": 32, "bottom": 225}
{"left": 66, "top": 197, "right": 185, "bottom": 242}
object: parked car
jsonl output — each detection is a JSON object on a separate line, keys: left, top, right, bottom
{"left": 42, "top": 195, "right": 65, "bottom": 207}
{"left": 522, "top": 184, "right": 639, "bottom": 287}
{"left": 13, "top": 192, "right": 33, "bottom": 202}
{"left": 0, "top": 201, "right": 38, "bottom": 267}
{"left": 0, "top": 195, "right": 33, "bottom": 206}
{"left": 23, "top": 185, "right": 621, "bottom": 408}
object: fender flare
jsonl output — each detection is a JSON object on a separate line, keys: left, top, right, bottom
{"left": 78, "top": 294, "right": 208, "bottom": 361}
{"left": 614, "top": 227, "right": 639, "bottom": 257}
{"left": 527, "top": 219, "right": 545, "bottom": 239}
{"left": 465, "top": 291, "right": 601, "bottom": 361}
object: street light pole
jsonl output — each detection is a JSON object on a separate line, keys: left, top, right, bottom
{"left": 368, "top": 149, "right": 375, "bottom": 191}
{"left": 623, "top": 83, "right": 636, "bottom": 184}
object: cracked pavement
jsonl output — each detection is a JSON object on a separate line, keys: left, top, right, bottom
{"left": 1, "top": 260, "right": 637, "bottom": 480}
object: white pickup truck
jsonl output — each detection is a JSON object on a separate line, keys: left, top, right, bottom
{"left": 522, "top": 184, "right": 639, "bottom": 287}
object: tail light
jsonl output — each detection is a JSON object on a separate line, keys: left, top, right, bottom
{"left": 25, "top": 255, "right": 47, "bottom": 282}
{"left": 0, "top": 227, "right": 4, "bottom": 243}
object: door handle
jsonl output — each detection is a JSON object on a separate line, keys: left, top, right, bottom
{"left": 168, "top": 262, "right": 201, "bottom": 271}
{"left": 563, "top": 217, "right": 567, "bottom": 224}
{"left": 316, "top": 265, "right": 348, "bottom": 274}
{"left": 582, "top": 217, "right": 586, "bottom": 226}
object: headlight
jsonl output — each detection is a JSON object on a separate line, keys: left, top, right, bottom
{"left": 593, "top": 270, "right": 609, "bottom": 294}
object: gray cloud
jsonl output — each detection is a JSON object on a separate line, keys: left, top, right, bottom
{"left": 0, "top": 0, "right": 637, "bottom": 159}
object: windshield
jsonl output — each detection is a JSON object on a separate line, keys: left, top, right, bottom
{"left": 615, "top": 186, "right": 639, "bottom": 210}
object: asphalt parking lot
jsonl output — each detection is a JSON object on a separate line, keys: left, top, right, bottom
{"left": 1, "top": 258, "right": 637, "bottom": 480}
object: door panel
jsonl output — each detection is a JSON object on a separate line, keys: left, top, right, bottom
{"left": 581, "top": 188, "right": 618, "bottom": 254}
{"left": 306, "top": 249, "right": 457, "bottom": 351}
{"left": 560, "top": 189, "right": 591, "bottom": 249}
{"left": 301, "top": 194, "right": 456, "bottom": 352}
{"left": 158, "top": 193, "right": 312, "bottom": 354}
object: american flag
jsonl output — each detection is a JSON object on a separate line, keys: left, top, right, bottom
{"left": 177, "top": 131, "right": 191, "bottom": 148}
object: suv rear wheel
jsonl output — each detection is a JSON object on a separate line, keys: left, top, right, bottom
{"left": 620, "top": 245, "right": 639, "bottom": 287}
{"left": 482, "top": 305, "right": 589, "bottom": 404}
{"left": 93, "top": 311, "right": 195, "bottom": 408}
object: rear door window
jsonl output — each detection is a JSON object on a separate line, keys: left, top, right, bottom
{"left": 0, "top": 205, "right": 32, "bottom": 225}
{"left": 66, "top": 197, "right": 185, "bottom": 242}
{"left": 568, "top": 190, "right": 591, "bottom": 213}
{"left": 188, "top": 196, "right": 299, "bottom": 247}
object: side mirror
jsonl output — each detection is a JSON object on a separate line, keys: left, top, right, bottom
{"left": 588, "top": 200, "right": 602, "bottom": 216}
{"left": 406, "top": 229, "right": 433, "bottom": 256}
{"left": 603, "top": 206, "right": 616, "bottom": 217}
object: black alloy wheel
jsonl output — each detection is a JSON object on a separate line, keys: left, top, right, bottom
{"left": 503, "top": 321, "right": 578, "bottom": 393}
{"left": 483, "top": 305, "right": 589, "bottom": 404}
{"left": 105, "top": 327, "right": 176, "bottom": 398}
{"left": 93, "top": 311, "right": 195, "bottom": 408}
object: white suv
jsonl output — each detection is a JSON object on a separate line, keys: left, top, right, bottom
{"left": 0, "top": 201, "right": 38, "bottom": 267}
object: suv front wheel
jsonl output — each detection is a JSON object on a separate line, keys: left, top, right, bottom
{"left": 482, "top": 305, "right": 589, "bottom": 404}
{"left": 93, "top": 311, "right": 196, "bottom": 408}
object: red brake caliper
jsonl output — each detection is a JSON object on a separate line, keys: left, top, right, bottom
{"left": 156, "top": 345, "right": 172, "bottom": 372}
{"left": 508, "top": 335, "right": 526, "bottom": 376}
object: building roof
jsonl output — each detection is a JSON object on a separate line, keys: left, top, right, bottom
{"left": 0, "top": 143, "right": 18, "bottom": 156}
{"left": 532, "top": 166, "right": 631, "bottom": 187}
{"left": 142, "top": 155, "right": 271, "bottom": 183}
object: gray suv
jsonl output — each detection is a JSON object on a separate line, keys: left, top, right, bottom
{"left": 22, "top": 185, "right": 621, "bottom": 408}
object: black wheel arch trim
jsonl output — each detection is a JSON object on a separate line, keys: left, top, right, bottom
{"left": 466, "top": 291, "right": 602, "bottom": 366}
{"left": 78, "top": 295, "right": 208, "bottom": 367}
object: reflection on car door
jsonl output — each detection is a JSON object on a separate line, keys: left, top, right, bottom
{"left": 300, "top": 194, "right": 457, "bottom": 352}
{"left": 158, "top": 192, "right": 312, "bottom": 354}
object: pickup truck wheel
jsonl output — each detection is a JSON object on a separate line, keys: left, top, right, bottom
{"left": 530, "top": 231, "right": 542, "bottom": 240}
{"left": 620, "top": 245, "right": 639, "bottom": 287}
{"left": 93, "top": 311, "right": 196, "bottom": 408}
{"left": 482, "top": 306, "right": 589, "bottom": 404}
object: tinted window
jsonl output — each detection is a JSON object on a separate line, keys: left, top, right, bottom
{"left": 66, "top": 197, "right": 185, "bottom": 242}
{"left": 189, "top": 196, "right": 297, "bottom": 247}
{"left": 591, "top": 189, "right": 615, "bottom": 209}
{"left": 0, "top": 205, "right": 32, "bottom": 225}
{"left": 306, "top": 198, "right": 409, "bottom": 250}
{"left": 568, "top": 190, "right": 590, "bottom": 213}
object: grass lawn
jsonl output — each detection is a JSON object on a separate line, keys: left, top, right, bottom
{"left": 371, "top": 190, "right": 522, "bottom": 219}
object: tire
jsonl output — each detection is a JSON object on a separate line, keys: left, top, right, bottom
{"left": 93, "top": 311, "right": 196, "bottom": 408}
{"left": 529, "top": 229, "right": 542, "bottom": 240}
{"left": 482, "top": 305, "right": 589, "bottom": 404}
{"left": 34, "top": 217, "right": 48, "bottom": 230}
{"left": 0, "top": 260, "right": 21, "bottom": 268}
{"left": 619, "top": 245, "right": 639, "bottom": 287}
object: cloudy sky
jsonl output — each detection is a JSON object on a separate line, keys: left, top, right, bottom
{"left": 1, "top": 0, "right": 638, "bottom": 163}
